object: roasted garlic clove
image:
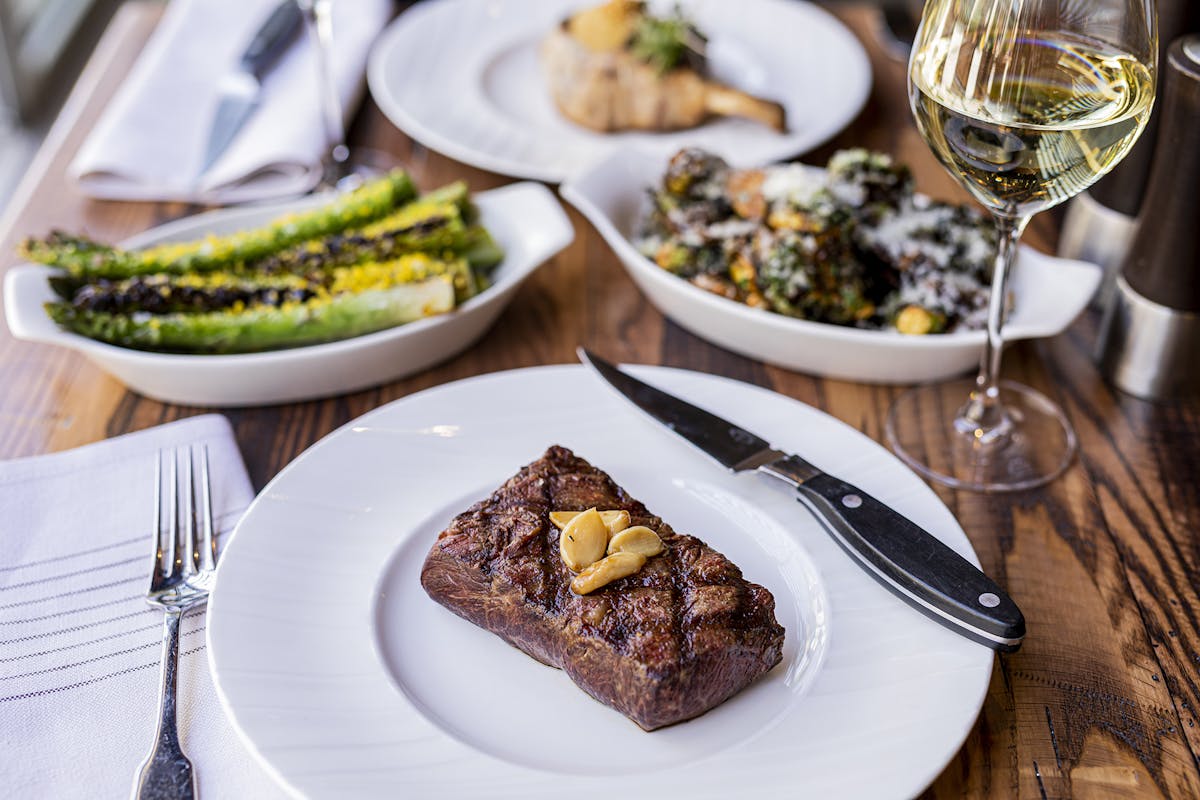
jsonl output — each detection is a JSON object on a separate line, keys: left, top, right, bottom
{"left": 571, "top": 551, "right": 647, "bottom": 595}
{"left": 559, "top": 507, "right": 609, "bottom": 572}
{"left": 550, "top": 509, "right": 631, "bottom": 536}
{"left": 607, "top": 525, "right": 665, "bottom": 558}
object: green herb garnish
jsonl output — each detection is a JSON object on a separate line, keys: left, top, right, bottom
{"left": 628, "top": 5, "right": 706, "bottom": 74}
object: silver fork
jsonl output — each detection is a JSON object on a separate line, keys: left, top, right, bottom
{"left": 133, "top": 445, "right": 218, "bottom": 800}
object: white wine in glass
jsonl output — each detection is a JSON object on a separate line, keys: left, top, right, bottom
{"left": 887, "top": 0, "right": 1157, "bottom": 491}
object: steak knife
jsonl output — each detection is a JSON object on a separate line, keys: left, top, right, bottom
{"left": 200, "top": 0, "right": 304, "bottom": 175}
{"left": 578, "top": 348, "right": 1025, "bottom": 652}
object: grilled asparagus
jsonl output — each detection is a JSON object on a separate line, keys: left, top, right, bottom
{"left": 259, "top": 189, "right": 489, "bottom": 275}
{"left": 47, "top": 280, "right": 454, "bottom": 353}
{"left": 45, "top": 253, "right": 468, "bottom": 353}
{"left": 26, "top": 175, "right": 506, "bottom": 353}
{"left": 20, "top": 170, "right": 417, "bottom": 279}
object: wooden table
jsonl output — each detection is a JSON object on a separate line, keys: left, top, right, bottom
{"left": 2, "top": 4, "right": 1198, "bottom": 797}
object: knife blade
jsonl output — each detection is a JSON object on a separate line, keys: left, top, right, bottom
{"left": 577, "top": 348, "right": 1025, "bottom": 652}
{"left": 200, "top": 0, "right": 304, "bottom": 175}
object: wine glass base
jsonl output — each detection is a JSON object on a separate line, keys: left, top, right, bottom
{"left": 885, "top": 379, "right": 1077, "bottom": 492}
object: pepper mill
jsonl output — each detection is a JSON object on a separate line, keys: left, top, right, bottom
{"left": 1059, "top": 0, "right": 1200, "bottom": 307}
{"left": 1097, "top": 36, "right": 1200, "bottom": 400}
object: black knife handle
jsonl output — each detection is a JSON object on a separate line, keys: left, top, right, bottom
{"left": 241, "top": 0, "right": 304, "bottom": 80}
{"left": 794, "top": 473, "right": 1025, "bottom": 652}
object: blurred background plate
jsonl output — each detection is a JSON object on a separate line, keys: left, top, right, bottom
{"left": 367, "top": 0, "right": 872, "bottom": 182}
{"left": 3, "top": 182, "right": 574, "bottom": 406}
{"left": 562, "top": 148, "right": 1102, "bottom": 384}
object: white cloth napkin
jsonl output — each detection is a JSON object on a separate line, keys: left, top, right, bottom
{"left": 70, "top": 0, "right": 393, "bottom": 204}
{"left": 0, "top": 416, "right": 287, "bottom": 799}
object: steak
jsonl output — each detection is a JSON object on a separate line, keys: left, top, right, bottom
{"left": 420, "top": 445, "right": 785, "bottom": 730}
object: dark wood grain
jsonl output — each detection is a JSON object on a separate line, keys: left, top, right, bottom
{"left": 1, "top": 4, "right": 1198, "bottom": 797}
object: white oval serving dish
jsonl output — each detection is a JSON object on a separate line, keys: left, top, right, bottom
{"left": 3, "top": 182, "right": 574, "bottom": 406}
{"left": 561, "top": 149, "right": 1101, "bottom": 384}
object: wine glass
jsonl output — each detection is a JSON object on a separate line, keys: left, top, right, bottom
{"left": 296, "top": 0, "right": 394, "bottom": 190}
{"left": 885, "top": 0, "right": 1158, "bottom": 492}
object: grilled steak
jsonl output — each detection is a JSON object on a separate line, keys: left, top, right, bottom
{"left": 420, "top": 445, "right": 785, "bottom": 730}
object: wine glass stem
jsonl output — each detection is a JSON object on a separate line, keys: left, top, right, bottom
{"left": 958, "top": 212, "right": 1030, "bottom": 439}
{"left": 299, "top": 0, "right": 349, "bottom": 188}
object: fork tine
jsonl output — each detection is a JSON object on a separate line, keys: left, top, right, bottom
{"left": 166, "top": 448, "right": 179, "bottom": 579}
{"left": 179, "top": 446, "right": 196, "bottom": 579}
{"left": 198, "top": 444, "right": 217, "bottom": 572}
{"left": 150, "top": 451, "right": 167, "bottom": 590}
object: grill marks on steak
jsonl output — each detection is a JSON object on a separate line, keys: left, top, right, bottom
{"left": 420, "top": 445, "right": 785, "bottom": 730}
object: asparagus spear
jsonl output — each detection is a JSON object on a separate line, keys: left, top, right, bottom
{"left": 254, "top": 187, "right": 502, "bottom": 275}
{"left": 58, "top": 252, "right": 476, "bottom": 311}
{"left": 46, "top": 276, "right": 456, "bottom": 354}
{"left": 20, "top": 170, "right": 417, "bottom": 279}
{"left": 46, "top": 253, "right": 473, "bottom": 353}
{"left": 327, "top": 254, "right": 479, "bottom": 303}
{"left": 405, "top": 180, "right": 475, "bottom": 223}
{"left": 457, "top": 226, "right": 504, "bottom": 273}
{"left": 259, "top": 199, "right": 467, "bottom": 275}
{"left": 63, "top": 272, "right": 320, "bottom": 315}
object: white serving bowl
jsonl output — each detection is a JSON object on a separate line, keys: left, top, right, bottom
{"left": 4, "top": 182, "right": 574, "bottom": 406}
{"left": 561, "top": 149, "right": 1101, "bottom": 384}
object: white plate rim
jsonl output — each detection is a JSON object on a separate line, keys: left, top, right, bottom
{"left": 207, "top": 364, "right": 993, "bottom": 799}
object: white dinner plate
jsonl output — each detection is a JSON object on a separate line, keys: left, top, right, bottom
{"left": 3, "top": 183, "right": 574, "bottom": 406}
{"left": 367, "top": 0, "right": 872, "bottom": 182}
{"left": 562, "top": 148, "right": 1103, "bottom": 384}
{"left": 207, "top": 365, "right": 992, "bottom": 799}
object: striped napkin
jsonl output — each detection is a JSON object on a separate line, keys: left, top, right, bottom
{"left": 0, "top": 416, "right": 285, "bottom": 799}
